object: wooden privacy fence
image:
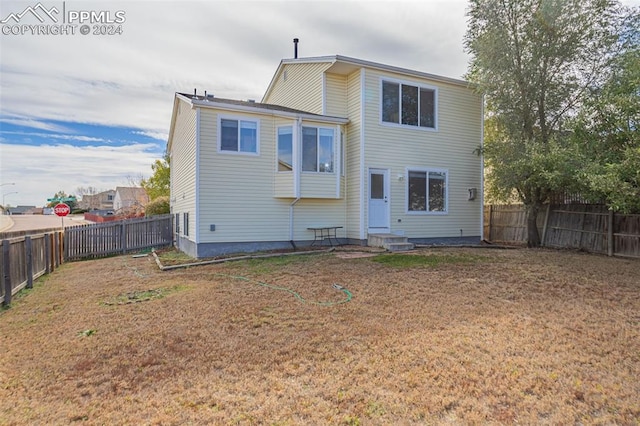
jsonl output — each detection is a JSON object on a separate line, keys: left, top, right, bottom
{"left": 1, "top": 215, "right": 173, "bottom": 305}
{"left": 484, "top": 204, "right": 640, "bottom": 258}
{"left": 1, "top": 231, "right": 63, "bottom": 306}
{"left": 64, "top": 215, "right": 173, "bottom": 260}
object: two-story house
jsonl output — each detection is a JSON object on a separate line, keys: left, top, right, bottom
{"left": 167, "top": 55, "right": 483, "bottom": 258}
{"left": 79, "top": 190, "right": 116, "bottom": 211}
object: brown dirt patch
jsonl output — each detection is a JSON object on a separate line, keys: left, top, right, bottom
{"left": 1, "top": 248, "right": 638, "bottom": 424}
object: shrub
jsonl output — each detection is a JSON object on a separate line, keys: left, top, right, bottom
{"left": 145, "top": 196, "right": 170, "bottom": 216}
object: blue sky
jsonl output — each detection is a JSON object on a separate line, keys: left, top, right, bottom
{"left": 1, "top": 0, "right": 638, "bottom": 207}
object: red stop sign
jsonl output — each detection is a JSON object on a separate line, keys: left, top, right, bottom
{"left": 54, "top": 203, "right": 70, "bottom": 217}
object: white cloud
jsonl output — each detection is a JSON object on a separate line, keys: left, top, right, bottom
{"left": 0, "top": 0, "right": 473, "bottom": 136}
{"left": 0, "top": 142, "right": 161, "bottom": 206}
{"left": 0, "top": 116, "right": 72, "bottom": 132}
{"left": 132, "top": 130, "right": 168, "bottom": 141}
{"left": 1, "top": 0, "right": 638, "bottom": 207}
{"left": 2, "top": 131, "right": 108, "bottom": 142}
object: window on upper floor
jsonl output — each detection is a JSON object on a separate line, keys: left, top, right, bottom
{"left": 407, "top": 169, "right": 447, "bottom": 213}
{"left": 382, "top": 80, "right": 436, "bottom": 129}
{"left": 219, "top": 117, "right": 259, "bottom": 154}
{"left": 302, "top": 126, "right": 334, "bottom": 173}
{"left": 277, "top": 126, "right": 293, "bottom": 172}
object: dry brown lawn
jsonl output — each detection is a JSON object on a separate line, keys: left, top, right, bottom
{"left": 1, "top": 247, "right": 639, "bottom": 425}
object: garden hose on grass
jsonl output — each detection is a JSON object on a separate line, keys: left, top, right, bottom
{"left": 213, "top": 273, "right": 352, "bottom": 306}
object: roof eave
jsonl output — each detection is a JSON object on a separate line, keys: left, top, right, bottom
{"left": 190, "top": 98, "right": 349, "bottom": 124}
{"left": 263, "top": 54, "right": 473, "bottom": 91}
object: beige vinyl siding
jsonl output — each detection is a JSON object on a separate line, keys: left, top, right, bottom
{"left": 263, "top": 62, "right": 332, "bottom": 114}
{"left": 292, "top": 199, "right": 347, "bottom": 241}
{"left": 300, "top": 174, "right": 337, "bottom": 198}
{"left": 197, "top": 108, "right": 293, "bottom": 243}
{"left": 362, "top": 69, "right": 482, "bottom": 238}
{"left": 170, "top": 99, "right": 197, "bottom": 240}
{"left": 345, "top": 70, "right": 363, "bottom": 240}
{"left": 325, "top": 73, "right": 347, "bottom": 117}
{"left": 274, "top": 174, "right": 294, "bottom": 197}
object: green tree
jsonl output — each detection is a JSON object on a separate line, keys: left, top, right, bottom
{"left": 141, "top": 154, "right": 170, "bottom": 200}
{"left": 145, "top": 196, "right": 170, "bottom": 216}
{"left": 47, "top": 190, "right": 77, "bottom": 210}
{"left": 573, "top": 22, "right": 640, "bottom": 213}
{"left": 465, "top": 0, "right": 624, "bottom": 246}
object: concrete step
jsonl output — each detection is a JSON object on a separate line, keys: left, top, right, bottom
{"left": 368, "top": 233, "right": 414, "bottom": 252}
{"left": 386, "top": 242, "right": 415, "bottom": 252}
{"left": 368, "top": 233, "right": 407, "bottom": 247}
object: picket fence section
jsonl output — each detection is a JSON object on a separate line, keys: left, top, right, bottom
{"left": 64, "top": 215, "right": 173, "bottom": 260}
{"left": 1, "top": 231, "right": 63, "bottom": 305}
{"left": 484, "top": 204, "right": 640, "bottom": 258}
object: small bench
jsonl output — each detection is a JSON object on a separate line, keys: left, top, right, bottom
{"left": 307, "top": 226, "right": 343, "bottom": 247}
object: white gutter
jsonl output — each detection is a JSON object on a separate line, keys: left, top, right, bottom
{"left": 479, "top": 94, "right": 485, "bottom": 240}
{"left": 195, "top": 108, "right": 201, "bottom": 245}
{"left": 359, "top": 68, "right": 366, "bottom": 240}
{"left": 289, "top": 198, "right": 301, "bottom": 244}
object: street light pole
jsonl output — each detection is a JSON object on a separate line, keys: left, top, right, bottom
{"left": 2, "top": 191, "right": 18, "bottom": 207}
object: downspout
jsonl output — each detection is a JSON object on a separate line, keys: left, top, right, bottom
{"left": 289, "top": 116, "right": 303, "bottom": 249}
{"left": 479, "top": 94, "right": 485, "bottom": 242}
{"left": 289, "top": 197, "right": 300, "bottom": 249}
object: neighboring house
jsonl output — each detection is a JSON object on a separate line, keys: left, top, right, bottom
{"left": 113, "top": 187, "right": 149, "bottom": 212}
{"left": 167, "top": 55, "right": 483, "bottom": 258}
{"left": 79, "top": 190, "right": 116, "bottom": 210}
{"left": 6, "top": 205, "right": 37, "bottom": 215}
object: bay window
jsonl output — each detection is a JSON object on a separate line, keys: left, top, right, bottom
{"left": 302, "top": 126, "right": 334, "bottom": 173}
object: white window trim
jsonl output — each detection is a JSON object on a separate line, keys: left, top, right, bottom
{"left": 217, "top": 114, "right": 260, "bottom": 156}
{"left": 301, "top": 125, "right": 336, "bottom": 174}
{"left": 405, "top": 167, "right": 449, "bottom": 215}
{"left": 380, "top": 77, "right": 438, "bottom": 132}
{"left": 183, "top": 212, "right": 189, "bottom": 237}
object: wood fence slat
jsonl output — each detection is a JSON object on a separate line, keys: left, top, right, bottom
{"left": 485, "top": 204, "right": 640, "bottom": 258}
{"left": 2, "top": 240, "right": 10, "bottom": 305}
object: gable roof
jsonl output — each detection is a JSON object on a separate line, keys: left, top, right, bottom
{"left": 262, "top": 55, "right": 472, "bottom": 102}
{"left": 115, "top": 187, "right": 149, "bottom": 204}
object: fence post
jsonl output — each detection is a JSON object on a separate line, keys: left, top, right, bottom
{"left": 63, "top": 230, "right": 68, "bottom": 262}
{"left": 49, "top": 233, "right": 55, "bottom": 272}
{"left": 45, "top": 234, "right": 51, "bottom": 273}
{"left": 608, "top": 209, "right": 614, "bottom": 257}
{"left": 25, "top": 236, "right": 33, "bottom": 289}
{"left": 541, "top": 204, "right": 551, "bottom": 247}
{"left": 121, "top": 221, "right": 127, "bottom": 254}
{"left": 488, "top": 204, "right": 493, "bottom": 241}
{"left": 3, "top": 240, "right": 11, "bottom": 306}
{"left": 58, "top": 231, "right": 64, "bottom": 266}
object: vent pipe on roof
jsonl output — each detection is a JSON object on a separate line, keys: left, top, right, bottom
{"left": 193, "top": 88, "right": 196, "bottom": 98}
{"left": 293, "top": 38, "right": 299, "bottom": 59}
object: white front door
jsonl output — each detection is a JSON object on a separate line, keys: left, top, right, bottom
{"left": 368, "top": 168, "right": 390, "bottom": 232}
